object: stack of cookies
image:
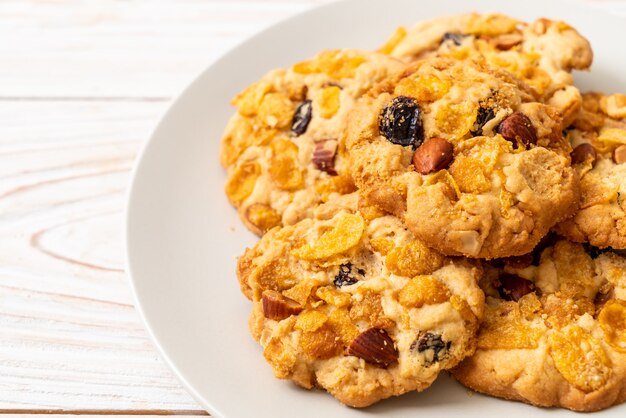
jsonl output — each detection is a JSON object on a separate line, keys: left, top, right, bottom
{"left": 219, "top": 13, "right": 626, "bottom": 412}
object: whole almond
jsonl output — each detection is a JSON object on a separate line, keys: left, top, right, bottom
{"left": 262, "top": 290, "right": 303, "bottom": 320}
{"left": 412, "top": 137, "right": 454, "bottom": 174}
{"left": 348, "top": 327, "right": 398, "bottom": 367}
{"left": 613, "top": 144, "right": 626, "bottom": 164}
{"left": 571, "top": 143, "right": 597, "bottom": 166}
{"left": 494, "top": 274, "right": 536, "bottom": 302}
{"left": 496, "top": 112, "right": 537, "bottom": 148}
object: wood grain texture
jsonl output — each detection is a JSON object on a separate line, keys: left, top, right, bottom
{"left": 0, "top": 0, "right": 331, "bottom": 98}
{"left": 0, "top": 0, "right": 335, "bottom": 412}
{"left": 0, "top": 101, "right": 206, "bottom": 411}
{"left": 1, "top": 0, "right": 624, "bottom": 415}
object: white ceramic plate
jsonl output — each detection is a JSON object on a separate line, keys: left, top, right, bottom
{"left": 126, "top": 0, "right": 626, "bottom": 416}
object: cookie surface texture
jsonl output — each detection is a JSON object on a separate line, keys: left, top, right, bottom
{"left": 220, "top": 49, "right": 405, "bottom": 235}
{"left": 555, "top": 92, "right": 626, "bottom": 249}
{"left": 380, "top": 13, "right": 592, "bottom": 125}
{"left": 452, "top": 238, "right": 626, "bottom": 411}
{"left": 237, "top": 194, "right": 484, "bottom": 407}
{"left": 346, "top": 56, "right": 579, "bottom": 258}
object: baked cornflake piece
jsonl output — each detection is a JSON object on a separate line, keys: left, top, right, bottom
{"left": 220, "top": 49, "right": 405, "bottom": 235}
{"left": 452, "top": 237, "right": 626, "bottom": 411}
{"left": 379, "top": 13, "right": 592, "bottom": 126}
{"left": 237, "top": 193, "right": 484, "bottom": 407}
{"left": 345, "top": 55, "right": 579, "bottom": 259}
{"left": 555, "top": 92, "right": 626, "bottom": 249}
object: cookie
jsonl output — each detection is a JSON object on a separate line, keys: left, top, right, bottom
{"left": 220, "top": 49, "right": 405, "bottom": 235}
{"left": 554, "top": 92, "right": 626, "bottom": 249}
{"left": 237, "top": 193, "right": 484, "bottom": 407}
{"left": 345, "top": 55, "right": 579, "bottom": 259}
{"left": 452, "top": 238, "right": 626, "bottom": 411}
{"left": 379, "top": 13, "right": 592, "bottom": 125}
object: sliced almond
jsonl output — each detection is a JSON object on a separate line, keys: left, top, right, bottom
{"left": 262, "top": 290, "right": 303, "bottom": 321}
{"left": 613, "top": 144, "right": 626, "bottom": 164}
{"left": 347, "top": 327, "right": 398, "bottom": 368}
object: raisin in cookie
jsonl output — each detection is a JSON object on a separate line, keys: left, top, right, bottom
{"left": 554, "top": 92, "right": 626, "bottom": 248}
{"left": 380, "top": 13, "right": 592, "bottom": 125}
{"left": 237, "top": 193, "right": 484, "bottom": 407}
{"left": 220, "top": 49, "right": 405, "bottom": 235}
{"left": 346, "top": 56, "right": 579, "bottom": 259}
{"left": 452, "top": 238, "right": 626, "bottom": 411}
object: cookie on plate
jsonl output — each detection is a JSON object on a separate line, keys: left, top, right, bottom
{"left": 554, "top": 92, "right": 626, "bottom": 248}
{"left": 345, "top": 55, "right": 579, "bottom": 259}
{"left": 379, "top": 13, "right": 592, "bottom": 125}
{"left": 220, "top": 49, "right": 405, "bottom": 235}
{"left": 452, "top": 238, "right": 626, "bottom": 411}
{"left": 237, "top": 193, "right": 484, "bottom": 407}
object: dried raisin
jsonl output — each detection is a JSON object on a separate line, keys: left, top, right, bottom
{"left": 333, "top": 263, "right": 362, "bottom": 287}
{"left": 441, "top": 32, "right": 466, "bottom": 46}
{"left": 471, "top": 107, "right": 495, "bottom": 136}
{"left": 291, "top": 100, "right": 312, "bottom": 136}
{"left": 410, "top": 331, "right": 450, "bottom": 365}
{"left": 379, "top": 96, "right": 424, "bottom": 148}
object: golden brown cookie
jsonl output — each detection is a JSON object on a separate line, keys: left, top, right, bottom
{"left": 345, "top": 56, "right": 579, "bottom": 259}
{"left": 452, "top": 238, "right": 626, "bottom": 412}
{"left": 220, "top": 49, "right": 405, "bottom": 235}
{"left": 237, "top": 193, "right": 484, "bottom": 407}
{"left": 379, "top": 13, "right": 592, "bottom": 125}
{"left": 555, "top": 92, "right": 626, "bottom": 249}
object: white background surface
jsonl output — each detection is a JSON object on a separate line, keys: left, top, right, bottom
{"left": 2, "top": 0, "right": 626, "bottom": 416}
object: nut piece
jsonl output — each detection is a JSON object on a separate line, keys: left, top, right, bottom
{"left": 571, "top": 143, "right": 597, "bottom": 166}
{"left": 494, "top": 274, "right": 536, "bottom": 301}
{"left": 412, "top": 137, "right": 454, "bottom": 174}
{"left": 490, "top": 32, "right": 523, "bottom": 50}
{"left": 613, "top": 144, "right": 626, "bottom": 164}
{"left": 312, "top": 139, "right": 338, "bottom": 175}
{"left": 262, "top": 290, "right": 303, "bottom": 321}
{"left": 496, "top": 112, "right": 537, "bottom": 148}
{"left": 348, "top": 327, "right": 398, "bottom": 368}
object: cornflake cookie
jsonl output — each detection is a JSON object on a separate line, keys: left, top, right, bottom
{"left": 220, "top": 49, "right": 405, "bottom": 235}
{"left": 452, "top": 238, "right": 626, "bottom": 411}
{"left": 237, "top": 193, "right": 484, "bottom": 407}
{"left": 380, "top": 13, "right": 593, "bottom": 126}
{"left": 555, "top": 92, "right": 626, "bottom": 248}
{"left": 345, "top": 56, "right": 579, "bottom": 259}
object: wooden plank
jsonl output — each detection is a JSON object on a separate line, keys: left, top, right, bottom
{"left": 0, "top": 413, "right": 208, "bottom": 417}
{"left": 0, "top": 0, "right": 332, "bottom": 98}
{"left": 1, "top": 0, "right": 621, "bottom": 99}
{"left": 0, "top": 101, "right": 204, "bottom": 411}
{"left": 0, "top": 412, "right": 206, "bottom": 416}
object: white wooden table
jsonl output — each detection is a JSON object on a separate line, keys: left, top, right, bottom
{"left": 1, "top": 0, "right": 625, "bottom": 416}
